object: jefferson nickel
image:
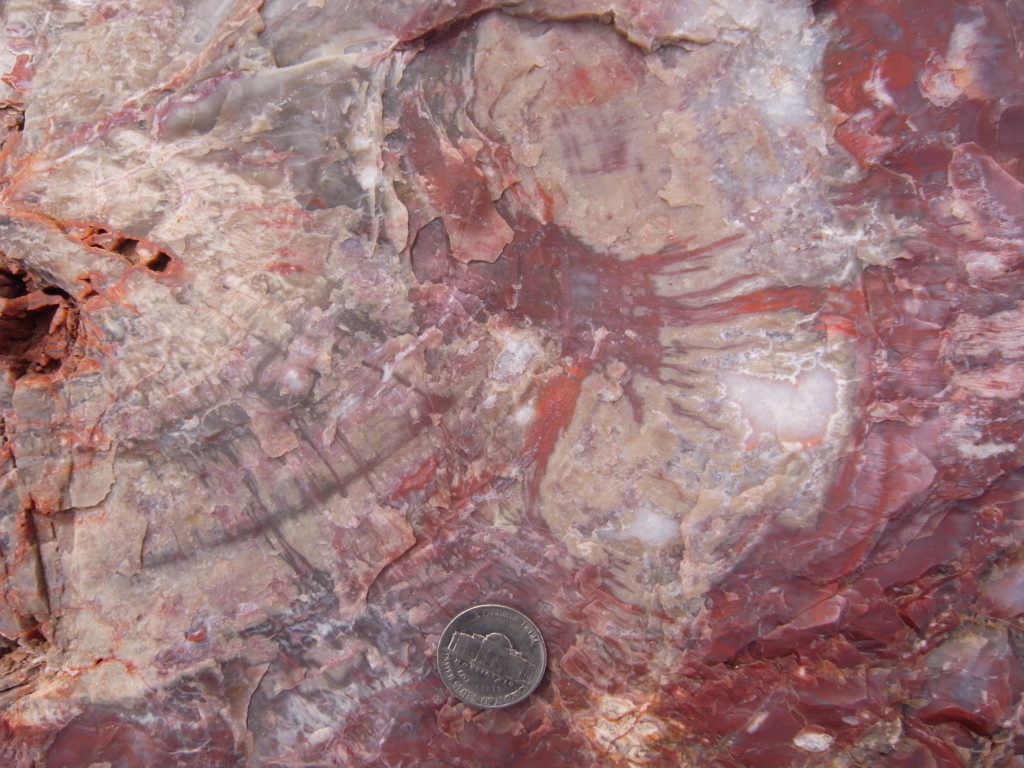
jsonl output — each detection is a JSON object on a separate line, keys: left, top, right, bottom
{"left": 436, "top": 604, "right": 547, "bottom": 708}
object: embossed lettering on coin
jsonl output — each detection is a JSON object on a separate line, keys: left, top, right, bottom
{"left": 437, "top": 604, "right": 546, "bottom": 709}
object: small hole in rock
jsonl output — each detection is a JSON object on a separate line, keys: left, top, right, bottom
{"left": 0, "top": 262, "right": 79, "bottom": 377}
{"left": 146, "top": 252, "right": 171, "bottom": 272}
{"left": 113, "top": 238, "right": 139, "bottom": 258}
{"left": 0, "top": 269, "right": 23, "bottom": 298}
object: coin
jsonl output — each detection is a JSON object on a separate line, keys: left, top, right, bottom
{"left": 436, "top": 603, "right": 547, "bottom": 709}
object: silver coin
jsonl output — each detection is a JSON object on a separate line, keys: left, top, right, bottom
{"left": 436, "top": 603, "right": 547, "bottom": 709}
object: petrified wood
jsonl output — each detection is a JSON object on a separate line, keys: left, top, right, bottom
{"left": 0, "top": 0, "right": 1021, "bottom": 766}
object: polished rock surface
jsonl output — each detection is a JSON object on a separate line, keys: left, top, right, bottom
{"left": 0, "top": 0, "right": 1021, "bottom": 766}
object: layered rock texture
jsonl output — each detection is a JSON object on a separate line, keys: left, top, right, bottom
{"left": 0, "top": 0, "right": 1021, "bottom": 765}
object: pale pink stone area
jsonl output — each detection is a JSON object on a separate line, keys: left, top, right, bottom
{"left": 723, "top": 366, "right": 839, "bottom": 447}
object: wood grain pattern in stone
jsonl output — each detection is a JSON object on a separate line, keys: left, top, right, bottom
{"left": 0, "top": 0, "right": 1020, "bottom": 766}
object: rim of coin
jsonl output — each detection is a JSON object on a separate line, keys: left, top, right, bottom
{"left": 436, "top": 603, "right": 547, "bottom": 709}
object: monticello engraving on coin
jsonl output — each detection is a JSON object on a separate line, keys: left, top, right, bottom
{"left": 437, "top": 604, "right": 547, "bottom": 708}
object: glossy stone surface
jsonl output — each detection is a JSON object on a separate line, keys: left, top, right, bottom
{"left": 0, "top": 0, "right": 1021, "bottom": 766}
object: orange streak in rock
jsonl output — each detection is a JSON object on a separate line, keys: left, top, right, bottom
{"left": 523, "top": 360, "right": 591, "bottom": 510}
{"left": 678, "top": 285, "right": 825, "bottom": 324}
{"left": 389, "top": 455, "right": 440, "bottom": 502}
{"left": 2, "top": 55, "right": 33, "bottom": 91}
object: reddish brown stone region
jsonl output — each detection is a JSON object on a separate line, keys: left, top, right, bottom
{"left": 653, "top": 1, "right": 1024, "bottom": 765}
